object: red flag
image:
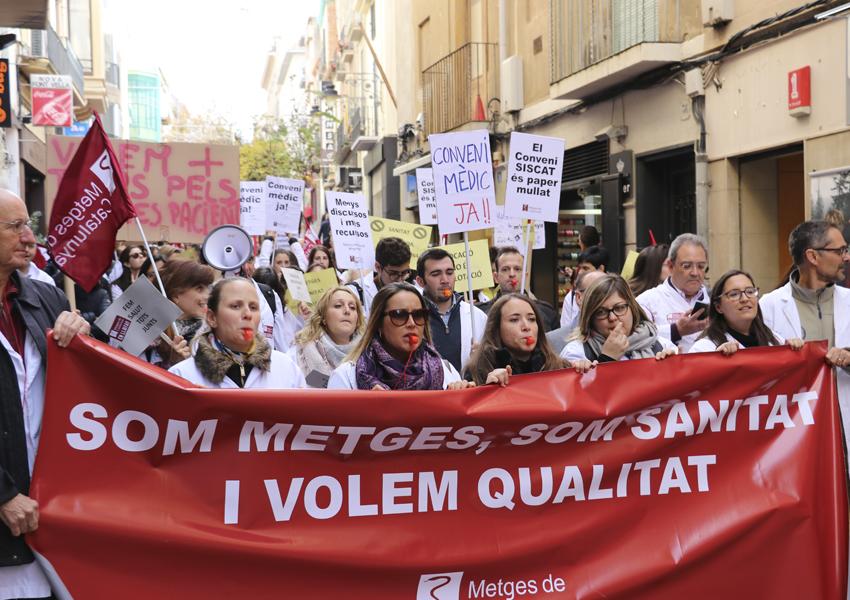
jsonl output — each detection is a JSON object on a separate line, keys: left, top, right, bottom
{"left": 47, "top": 112, "right": 136, "bottom": 291}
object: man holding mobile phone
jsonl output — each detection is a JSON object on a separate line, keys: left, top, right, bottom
{"left": 636, "top": 233, "right": 710, "bottom": 352}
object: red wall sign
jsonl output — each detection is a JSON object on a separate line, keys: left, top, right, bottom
{"left": 788, "top": 66, "right": 811, "bottom": 117}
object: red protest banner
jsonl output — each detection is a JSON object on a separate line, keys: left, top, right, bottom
{"left": 30, "top": 337, "right": 847, "bottom": 599}
{"left": 46, "top": 113, "right": 136, "bottom": 291}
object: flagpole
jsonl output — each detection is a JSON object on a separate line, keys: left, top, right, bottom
{"left": 520, "top": 220, "right": 532, "bottom": 295}
{"left": 463, "top": 231, "right": 476, "bottom": 341}
{"left": 133, "top": 217, "right": 167, "bottom": 297}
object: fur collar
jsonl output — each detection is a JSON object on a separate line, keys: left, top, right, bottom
{"left": 194, "top": 332, "right": 272, "bottom": 384}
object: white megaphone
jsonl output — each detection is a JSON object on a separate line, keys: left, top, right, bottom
{"left": 201, "top": 225, "right": 253, "bottom": 275}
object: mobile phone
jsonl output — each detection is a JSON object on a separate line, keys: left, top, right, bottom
{"left": 690, "top": 302, "right": 708, "bottom": 318}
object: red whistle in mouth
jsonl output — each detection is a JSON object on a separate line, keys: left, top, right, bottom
{"left": 510, "top": 279, "right": 518, "bottom": 287}
{"left": 524, "top": 336, "right": 535, "bottom": 346}
{"left": 241, "top": 328, "right": 254, "bottom": 342}
{"left": 408, "top": 334, "right": 420, "bottom": 346}
{"left": 441, "top": 288, "right": 453, "bottom": 298}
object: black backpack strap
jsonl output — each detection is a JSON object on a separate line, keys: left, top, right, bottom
{"left": 256, "top": 282, "right": 277, "bottom": 315}
{"left": 348, "top": 281, "right": 365, "bottom": 304}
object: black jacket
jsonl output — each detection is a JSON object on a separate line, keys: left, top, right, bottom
{"left": 476, "top": 291, "right": 560, "bottom": 332}
{"left": 0, "top": 273, "right": 69, "bottom": 566}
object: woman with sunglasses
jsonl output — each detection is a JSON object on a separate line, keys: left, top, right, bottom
{"left": 110, "top": 245, "right": 146, "bottom": 300}
{"left": 690, "top": 270, "right": 802, "bottom": 354}
{"left": 561, "top": 274, "right": 677, "bottom": 364}
{"left": 327, "top": 282, "right": 474, "bottom": 390}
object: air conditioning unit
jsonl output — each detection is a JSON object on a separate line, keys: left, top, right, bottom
{"left": 29, "top": 30, "right": 47, "bottom": 57}
{"left": 501, "top": 55, "right": 524, "bottom": 113}
{"left": 701, "top": 0, "right": 733, "bottom": 27}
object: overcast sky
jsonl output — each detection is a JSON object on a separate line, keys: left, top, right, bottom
{"left": 113, "top": 0, "right": 318, "bottom": 139}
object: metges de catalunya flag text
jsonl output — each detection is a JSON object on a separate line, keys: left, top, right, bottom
{"left": 30, "top": 337, "right": 847, "bottom": 599}
{"left": 47, "top": 112, "right": 136, "bottom": 291}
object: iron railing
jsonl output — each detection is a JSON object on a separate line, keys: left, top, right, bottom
{"left": 30, "top": 25, "right": 85, "bottom": 95}
{"left": 550, "top": 0, "right": 701, "bottom": 84}
{"left": 422, "top": 42, "right": 499, "bottom": 136}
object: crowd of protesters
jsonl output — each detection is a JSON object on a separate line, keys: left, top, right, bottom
{"left": 4, "top": 184, "right": 850, "bottom": 596}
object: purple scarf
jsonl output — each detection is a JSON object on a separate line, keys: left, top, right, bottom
{"left": 356, "top": 338, "right": 445, "bottom": 390}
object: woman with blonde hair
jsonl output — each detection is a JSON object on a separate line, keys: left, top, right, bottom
{"left": 288, "top": 286, "right": 365, "bottom": 388}
{"left": 561, "top": 274, "right": 677, "bottom": 363}
{"left": 328, "top": 282, "right": 473, "bottom": 390}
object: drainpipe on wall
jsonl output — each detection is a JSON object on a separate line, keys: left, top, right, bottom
{"left": 692, "top": 95, "right": 709, "bottom": 241}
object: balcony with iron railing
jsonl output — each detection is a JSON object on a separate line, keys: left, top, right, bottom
{"left": 422, "top": 42, "right": 499, "bottom": 136}
{"left": 20, "top": 25, "right": 86, "bottom": 102}
{"left": 549, "top": 0, "right": 701, "bottom": 100}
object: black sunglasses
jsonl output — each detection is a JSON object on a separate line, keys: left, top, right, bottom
{"left": 383, "top": 308, "right": 428, "bottom": 327}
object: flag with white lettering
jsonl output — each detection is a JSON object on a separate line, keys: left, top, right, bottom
{"left": 47, "top": 112, "right": 136, "bottom": 291}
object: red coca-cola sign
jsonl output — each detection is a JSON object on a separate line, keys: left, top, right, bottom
{"left": 31, "top": 73, "right": 73, "bottom": 127}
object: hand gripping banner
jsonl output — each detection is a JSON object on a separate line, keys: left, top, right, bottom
{"left": 30, "top": 337, "right": 847, "bottom": 599}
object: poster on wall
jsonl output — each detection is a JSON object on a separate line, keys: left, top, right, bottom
{"left": 810, "top": 167, "right": 850, "bottom": 222}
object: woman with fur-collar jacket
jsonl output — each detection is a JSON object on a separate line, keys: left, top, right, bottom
{"left": 169, "top": 277, "right": 305, "bottom": 389}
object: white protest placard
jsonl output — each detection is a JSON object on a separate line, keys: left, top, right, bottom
{"left": 494, "top": 206, "right": 545, "bottom": 256}
{"left": 429, "top": 130, "right": 495, "bottom": 235}
{"left": 415, "top": 167, "right": 438, "bottom": 225}
{"left": 94, "top": 277, "right": 182, "bottom": 357}
{"left": 505, "top": 131, "right": 564, "bottom": 223}
{"left": 282, "top": 268, "right": 312, "bottom": 304}
{"left": 265, "top": 176, "right": 304, "bottom": 236}
{"left": 239, "top": 181, "right": 265, "bottom": 235}
{"left": 326, "top": 191, "right": 374, "bottom": 270}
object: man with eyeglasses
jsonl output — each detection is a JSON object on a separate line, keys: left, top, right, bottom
{"left": 415, "top": 248, "right": 487, "bottom": 372}
{"left": 0, "top": 189, "right": 90, "bottom": 599}
{"left": 347, "top": 236, "right": 412, "bottom": 318}
{"left": 636, "top": 233, "right": 710, "bottom": 352}
{"left": 547, "top": 269, "right": 607, "bottom": 354}
{"left": 761, "top": 220, "right": 850, "bottom": 369}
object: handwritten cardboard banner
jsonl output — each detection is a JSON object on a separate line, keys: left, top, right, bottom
{"left": 46, "top": 135, "right": 240, "bottom": 243}
{"left": 239, "top": 181, "right": 266, "bottom": 236}
{"left": 369, "top": 217, "right": 432, "bottom": 265}
{"left": 304, "top": 268, "right": 339, "bottom": 304}
{"left": 265, "top": 176, "right": 304, "bottom": 237}
{"left": 429, "top": 130, "right": 495, "bottom": 236}
{"left": 505, "top": 131, "right": 564, "bottom": 223}
{"left": 435, "top": 238, "right": 495, "bottom": 291}
{"left": 415, "top": 167, "right": 437, "bottom": 225}
{"left": 282, "top": 268, "right": 311, "bottom": 304}
{"left": 327, "top": 191, "right": 374, "bottom": 270}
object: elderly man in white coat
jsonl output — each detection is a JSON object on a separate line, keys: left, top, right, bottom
{"left": 761, "top": 220, "right": 850, "bottom": 392}
{"left": 636, "top": 233, "right": 710, "bottom": 353}
{"left": 760, "top": 220, "right": 850, "bottom": 599}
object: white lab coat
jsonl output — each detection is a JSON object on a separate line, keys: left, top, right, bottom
{"left": 559, "top": 290, "right": 579, "bottom": 329}
{"left": 0, "top": 332, "right": 52, "bottom": 599}
{"left": 560, "top": 336, "right": 677, "bottom": 362}
{"left": 169, "top": 349, "right": 306, "bottom": 389}
{"left": 458, "top": 300, "right": 488, "bottom": 369}
{"left": 688, "top": 331, "right": 786, "bottom": 353}
{"left": 327, "top": 359, "right": 462, "bottom": 390}
{"left": 636, "top": 279, "right": 710, "bottom": 353}
{"left": 346, "top": 276, "right": 379, "bottom": 318}
{"left": 23, "top": 263, "right": 55, "bottom": 286}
